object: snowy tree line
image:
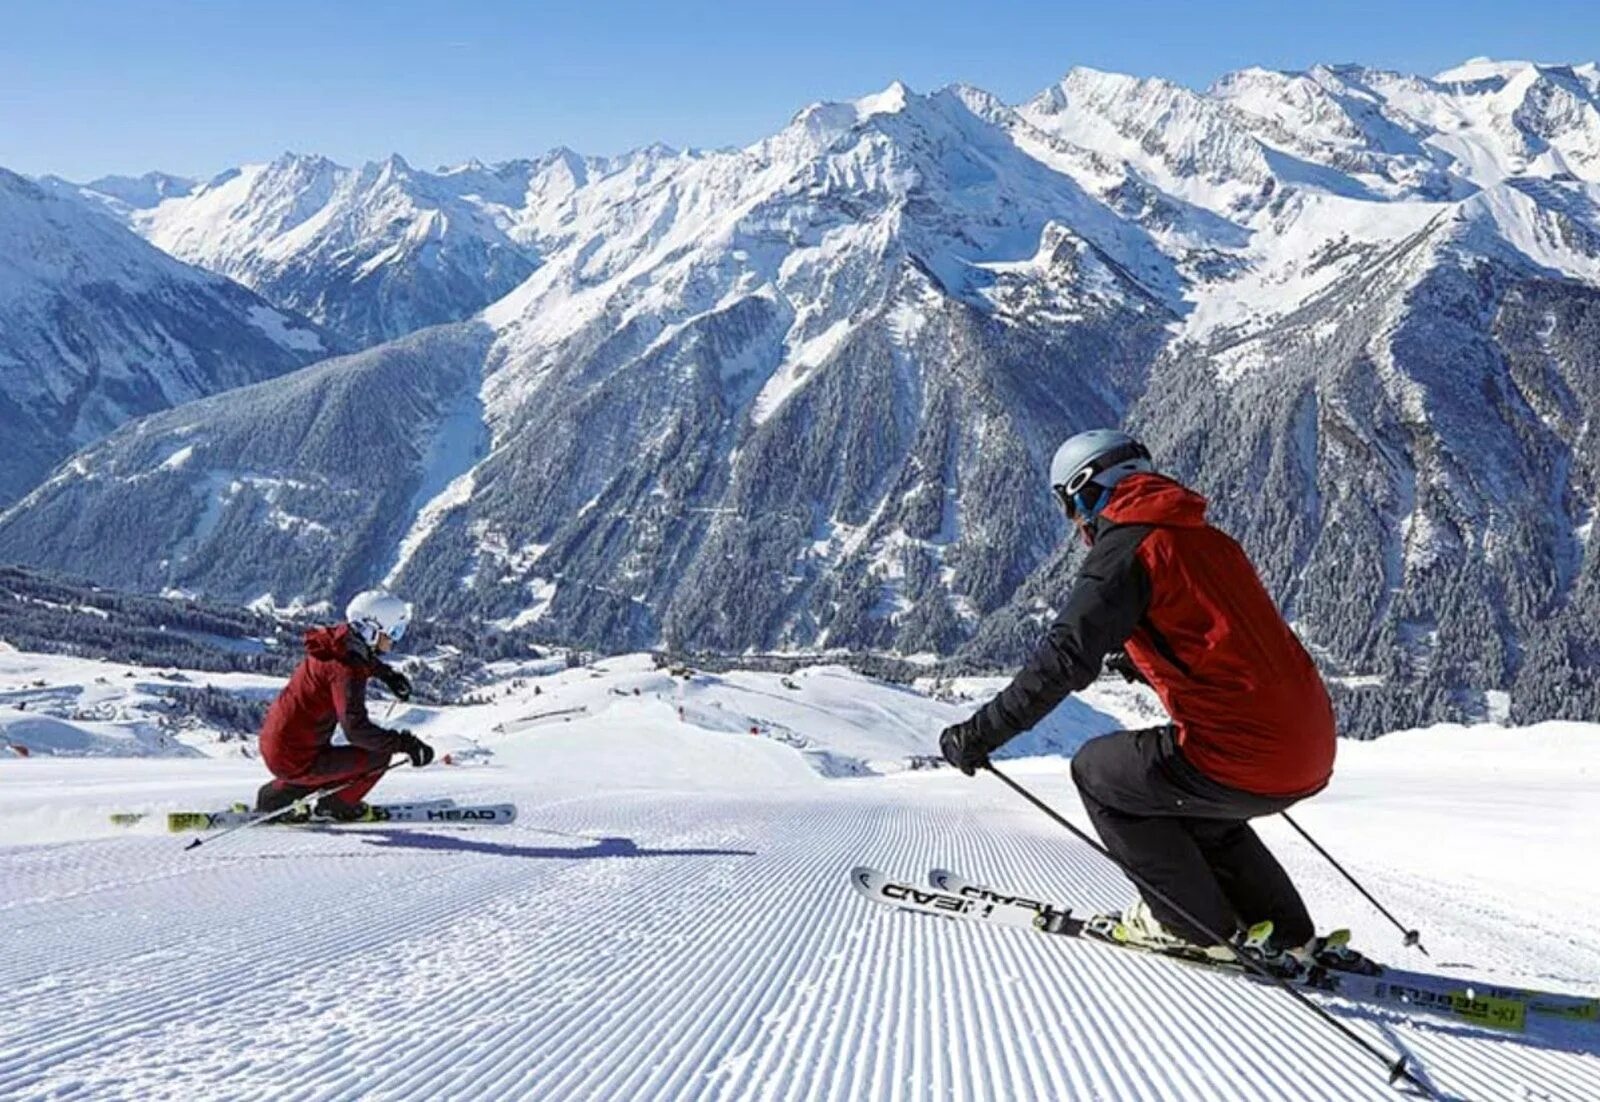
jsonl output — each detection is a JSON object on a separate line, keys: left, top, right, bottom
{"left": 0, "top": 564, "right": 547, "bottom": 708}
{"left": 0, "top": 565, "right": 300, "bottom": 675}
{"left": 155, "top": 685, "right": 269, "bottom": 737}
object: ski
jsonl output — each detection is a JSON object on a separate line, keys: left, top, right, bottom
{"left": 170, "top": 802, "right": 517, "bottom": 832}
{"left": 111, "top": 797, "right": 458, "bottom": 829}
{"left": 157, "top": 800, "right": 515, "bottom": 832}
{"left": 854, "top": 866, "right": 1540, "bottom": 1033}
{"left": 114, "top": 799, "right": 518, "bottom": 825}
{"left": 924, "top": 867, "right": 1597, "bottom": 1030}
{"left": 851, "top": 866, "right": 1044, "bottom": 932}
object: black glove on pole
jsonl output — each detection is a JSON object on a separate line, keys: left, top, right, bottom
{"left": 397, "top": 731, "right": 435, "bottom": 768}
{"left": 939, "top": 719, "right": 990, "bottom": 776}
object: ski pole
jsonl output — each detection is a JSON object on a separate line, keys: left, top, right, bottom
{"left": 184, "top": 757, "right": 406, "bottom": 852}
{"left": 982, "top": 762, "right": 1438, "bottom": 1099}
{"left": 1281, "top": 811, "right": 1427, "bottom": 956}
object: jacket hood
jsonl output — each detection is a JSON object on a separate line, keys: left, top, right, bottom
{"left": 304, "top": 623, "right": 361, "bottom": 662}
{"left": 1099, "top": 473, "right": 1208, "bottom": 529}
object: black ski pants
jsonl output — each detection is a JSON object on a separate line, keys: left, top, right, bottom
{"left": 1069, "top": 725, "right": 1315, "bottom": 947}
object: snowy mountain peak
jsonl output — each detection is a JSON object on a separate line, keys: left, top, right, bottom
{"left": 855, "top": 80, "right": 913, "bottom": 118}
{"left": 379, "top": 152, "right": 415, "bottom": 177}
{"left": 1020, "top": 65, "right": 1280, "bottom": 203}
{"left": 80, "top": 170, "right": 197, "bottom": 210}
{"left": 0, "top": 165, "right": 328, "bottom": 504}
{"left": 100, "top": 152, "right": 544, "bottom": 346}
{"left": 267, "top": 150, "right": 341, "bottom": 173}
{"left": 1434, "top": 57, "right": 1537, "bottom": 85}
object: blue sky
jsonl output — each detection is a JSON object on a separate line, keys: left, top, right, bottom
{"left": 2, "top": 0, "right": 1595, "bottom": 180}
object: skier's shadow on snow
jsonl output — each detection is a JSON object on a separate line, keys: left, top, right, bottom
{"left": 352, "top": 829, "right": 755, "bottom": 862}
{"left": 1359, "top": 1008, "right": 1599, "bottom": 1073}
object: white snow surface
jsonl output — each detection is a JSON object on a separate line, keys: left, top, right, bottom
{"left": 2, "top": 648, "right": 1597, "bottom": 1100}
{"left": 0, "top": 648, "right": 283, "bottom": 758}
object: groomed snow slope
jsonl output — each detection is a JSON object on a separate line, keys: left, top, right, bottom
{"left": 2, "top": 664, "right": 1597, "bottom": 1101}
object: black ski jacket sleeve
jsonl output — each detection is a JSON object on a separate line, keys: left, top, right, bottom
{"left": 332, "top": 666, "right": 409, "bottom": 754}
{"left": 973, "top": 524, "right": 1152, "bottom": 750}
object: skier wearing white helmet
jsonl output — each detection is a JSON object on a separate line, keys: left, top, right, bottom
{"left": 346, "top": 588, "right": 414, "bottom": 652}
{"left": 940, "top": 429, "right": 1336, "bottom": 966}
{"left": 254, "top": 588, "right": 435, "bottom": 821}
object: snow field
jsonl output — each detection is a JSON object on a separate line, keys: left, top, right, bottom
{"left": 3, "top": 707, "right": 1599, "bottom": 1100}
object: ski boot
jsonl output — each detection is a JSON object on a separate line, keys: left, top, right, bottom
{"left": 1090, "top": 900, "right": 1245, "bottom": 966}
{"left": 1105, "top": 899, "right": 1205, "bottom": 954}
{"left": 1230, "top": 920, "right": 1307, "bottom": 978}
{"left": 256, "top": 782, "right": 314, "bottom": 820}
{"left": 313, "top": 797, "right": 376, "bottom": 823}
{"left": 1303, "top": 929, "right": 1382, "bottom": 975}
{"left": 1092, "top": 902, "right": 1307, "bottom": 977}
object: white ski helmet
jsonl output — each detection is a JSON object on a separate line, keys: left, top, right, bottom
{"left": 346, "top": 588, "right": 413, "bottom": 647}
{"left": 1049, "top": 429, "right": 1154, "bottom": 519}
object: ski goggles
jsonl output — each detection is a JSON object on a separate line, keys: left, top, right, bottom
{"left": 359, "top": 614, "right": 409, "bottom": 644}
{"left": 385, "top": 610, "right": 412, "bottom": 646}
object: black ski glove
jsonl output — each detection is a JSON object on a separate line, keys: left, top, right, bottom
{"left": 375, "top": 663, "right": 413, "bottom": 702}
{"left": 1103, "top": 650, "right": 1146, "bottom": 686}
{"left": 940, "top": 718, "right": 990, "bottom": 777}
{"left": 397, "top": 731, "right": 435, "bottom": 768}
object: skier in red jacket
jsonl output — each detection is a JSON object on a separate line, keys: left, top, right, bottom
{"left": 940, "top": 429, "right": 1335, "bottom": 961}
{"left": 255, "top": 589, "right": 435, "bottom": 821}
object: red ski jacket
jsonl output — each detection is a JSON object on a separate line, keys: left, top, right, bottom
{"left": 977, "top": 474, "right": 1335, "bottom": 797}
{"left": 259, "top": 624, "right": 408, "bottom": 776}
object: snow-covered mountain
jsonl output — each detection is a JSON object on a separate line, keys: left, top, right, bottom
{"left": 41, "top": 170, "right": 199, "bottom": 218}
{"left": 5, "top": 58, "right": 1599, "bottom": 733}
{"left": 65, "top": 153, "right": 561, "bottom": 347}
{"left": 982, "top": 60, "right": 1600, "bottom": 729}
{"left": 0, "top": 168, "right": 330, "bottom": 507}
{"left": 2, "top": 85, "right": 1173, "bottom": 649}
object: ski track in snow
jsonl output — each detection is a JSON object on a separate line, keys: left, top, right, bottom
{"left": 3, "top": 765, "right": 1598, "bottom": 1102}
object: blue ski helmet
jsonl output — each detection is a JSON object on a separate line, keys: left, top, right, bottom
{"left": 1049, "top": 429, "right": 1154, "bottom": 520}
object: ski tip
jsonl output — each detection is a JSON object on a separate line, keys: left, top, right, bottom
{"left": 849, "top": 866, "right": 883, "bottom": 892}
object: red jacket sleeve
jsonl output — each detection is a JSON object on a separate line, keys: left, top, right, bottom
{"left": 332, "top": 665, "right": 408, "bottom": 754}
